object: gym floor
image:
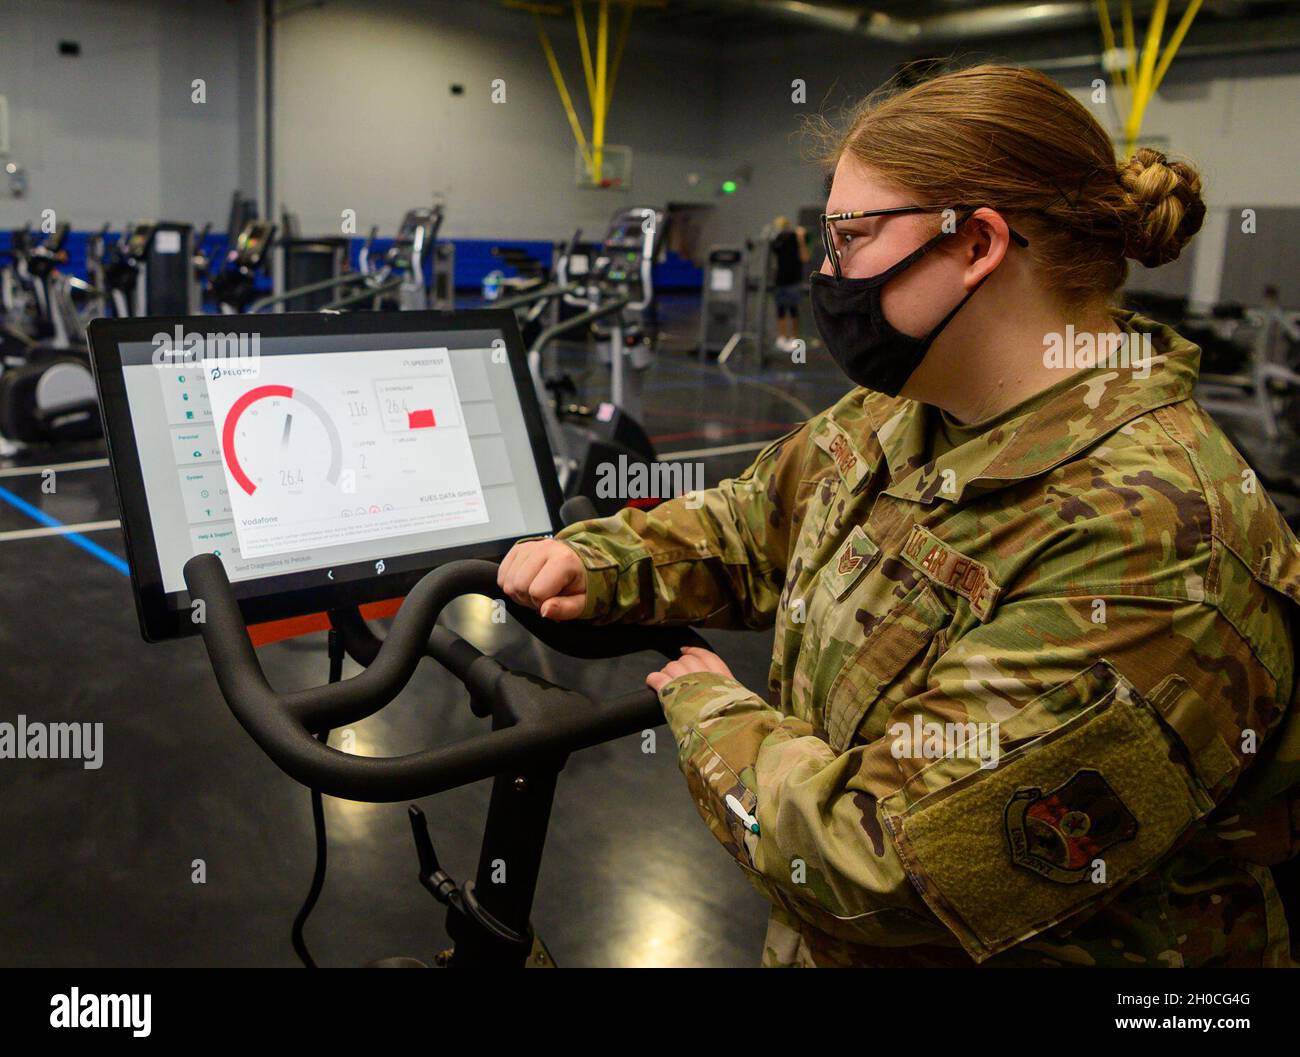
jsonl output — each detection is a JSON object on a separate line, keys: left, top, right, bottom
{"left": 0, "top": 295, "right": 849, "bottom": 968}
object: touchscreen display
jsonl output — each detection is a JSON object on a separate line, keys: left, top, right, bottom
{"left": 114, "top": 325, "right": 555, "bottom": 615}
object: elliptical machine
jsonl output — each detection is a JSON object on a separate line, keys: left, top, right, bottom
{"left": 0, "top": 222, "right": 102, "bottom": 448}
{"left": 360, "top": 206, "right": 449, "bottom": 312}
{"left": 210, "top": 220, "right": 277, "bottom": 313}
{"left": 1, "top": 226, "right": 36, "bottom": 346}
{"left": 102, "top": 221, "right": 199, "bottom": 317}
{"left": 249, "top": 206, "right": 448, "bottom": 315}
{"left": 528, "top": 207, "right": 665, "bottom": 517}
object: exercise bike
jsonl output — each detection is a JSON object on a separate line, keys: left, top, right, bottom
{"left": 88, "top": 302, "right": 694, "bottom": 967}
{"left": 182, "top": 494, "right": 704, "bottom": 968}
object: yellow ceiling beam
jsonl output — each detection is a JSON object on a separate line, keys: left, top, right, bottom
{"left": 533, "top": 12, "right": 593, "bottom": 171}
{"left": 1096, "top": 0, "right": 1203, "bottom": 157}
{"left": 606, "top": 1, "right": 634, "bottom": 115}
{"left": 1121, "top": 0, "right": 1138, "bottom": 90}
{"left": 573, "top": 1, "right": 599, "bottom": 115}
{"left": 508, "top": 0, "right": 661, "bottom": 185}
{"left": 1151, "top": 0, "right": 1204, "bottom": 95}
{"left": 594, "top": 0, "right": 609, "bottom": 177}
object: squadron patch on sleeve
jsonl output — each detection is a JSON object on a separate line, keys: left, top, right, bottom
{"left": 1004, "top": 769, "right": 1138, "bottom": 884}
{"left": 880, "top": 664, "right": 1215, "bottom": 962}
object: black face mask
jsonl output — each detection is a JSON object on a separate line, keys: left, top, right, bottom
{"left": 809, "top": 223, "right": 989, "bottom": 397}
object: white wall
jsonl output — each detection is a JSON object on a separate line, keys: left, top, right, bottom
{"left": 707, "top": 32, "right": 901, "bottom": 247}
{"left": 0, "top": 0, "right": 259, "bottom": 231}
{"left": 271, "top": 0, "right": 724, "bottom": 241}
{"left": 3, "top": 0, "right": 1298, "bottom": 304}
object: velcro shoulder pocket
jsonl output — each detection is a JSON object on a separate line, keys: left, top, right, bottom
{"left": 880, "top": 662, "right": 1216, "bottom": 963}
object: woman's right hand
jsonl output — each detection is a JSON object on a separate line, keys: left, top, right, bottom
{"left": 496, "top": 539, "right": 588, "bottom": 620}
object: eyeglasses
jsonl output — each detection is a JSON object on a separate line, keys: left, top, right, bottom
{"left": 819, "top": 205, "right": 1030, "bottom": 279}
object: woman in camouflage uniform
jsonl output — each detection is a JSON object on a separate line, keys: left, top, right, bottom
{"left": 499, "top": 65, "right": 1300, "bottom": 967}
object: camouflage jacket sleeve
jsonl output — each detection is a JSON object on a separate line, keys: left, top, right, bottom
{"left": 555, "top": 424, "right": 812, "bottom": 629}
{"left": 658, "top": 670, "right": 953, "bottom": 947}
{"left": 657, "top": 590, "right": 1291, "bottom": 959}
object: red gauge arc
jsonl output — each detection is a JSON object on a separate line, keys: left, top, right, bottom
{"left": 221, "top": 384, "right": 344, "bottom": 496}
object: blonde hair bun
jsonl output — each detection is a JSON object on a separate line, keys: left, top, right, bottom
{"left": 1119, "top": 147, "right": 1206, "bottom": 268}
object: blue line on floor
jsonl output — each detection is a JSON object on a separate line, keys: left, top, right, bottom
{"left": 0, "top": 484, "right": 130, "bottom": 576}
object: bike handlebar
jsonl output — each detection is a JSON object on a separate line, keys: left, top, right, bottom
{"left": 249, "top": 272, "right": 371, "bottom": 313}
{"left": 490, "top": 281, "right": 578, "bottom": 313}
{"left": 321, "top": 275, "right": 402, "bottom": 312}
{"left": 527, "top": 294, "right": 631, "bottom": 358}
{"left": 183, "top": 553, "right": 705, "bottom": 802}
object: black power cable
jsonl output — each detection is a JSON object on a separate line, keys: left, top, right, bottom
{"left": 289, "top": 629, "right": 343, "bottom": 968}
{"left": 290, "top": 780, "right": 329, "bottom": 969}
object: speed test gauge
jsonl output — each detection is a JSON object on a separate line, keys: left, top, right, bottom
{"left": 220, "top": 383, "right": 344, "bottom": 497}
{"left": 204, "top": 349, "right": 489, "bottom": 560}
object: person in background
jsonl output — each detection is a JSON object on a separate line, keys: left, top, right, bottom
{"left": 1259, "top": 284, "right": 1300, "bottom": 369}
{"left": 770, "top": 216, "right": 809, "bottom": 353}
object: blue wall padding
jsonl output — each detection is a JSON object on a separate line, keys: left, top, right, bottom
{"left": 0, "top": 229, "right": 706, "bottom": 294}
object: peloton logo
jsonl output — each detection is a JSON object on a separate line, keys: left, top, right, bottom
{"left": 151, "top": 324, "right": 261, "bottom": 367}
{"left": 595, "top": 455, "right": 705, "bottom": 508}
{"left": 50, "top": 989, "right": 151, "bottom": 1037}
{"left": 1042, "top": 327, "right": 1153, "bottom": 378}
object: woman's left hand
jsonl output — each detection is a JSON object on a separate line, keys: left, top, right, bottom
{"left": 646, "top": 646, "right": 734, "bottom": 693}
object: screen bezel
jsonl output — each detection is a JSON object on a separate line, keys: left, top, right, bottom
{"left": 88, "top": 309, "right": 564, "bottom": 642}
